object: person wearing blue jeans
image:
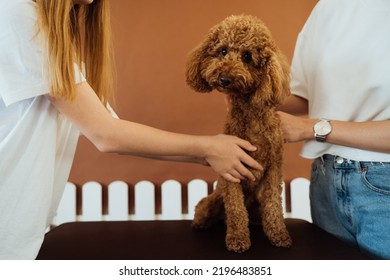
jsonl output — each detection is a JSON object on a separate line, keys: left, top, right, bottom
{"left": 278, "top": 0, "right": 390, "bottom": 259}
{"left": 309, "top": 155, "right": 390, "bottom": 259}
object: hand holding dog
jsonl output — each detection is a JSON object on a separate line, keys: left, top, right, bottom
{"left": 277, "top": 111, "right": 315, "bottom": 143}
{"left": 202, "top": 134, "right": 262, "bottom": 183}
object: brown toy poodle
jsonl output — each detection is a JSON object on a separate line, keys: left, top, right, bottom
{"left": 185, "top": 15, "right": 292, "bottom": 252}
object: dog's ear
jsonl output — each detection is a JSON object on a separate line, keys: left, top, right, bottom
{"left": 185, "top": 41, "right": 213, "bottom": 93}
{"left": 265, "top": 51, "right": 291, "bottom": 106}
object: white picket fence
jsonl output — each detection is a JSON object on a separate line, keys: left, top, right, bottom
{"left": 51, "top": 178, "right": 312, "bottom": 227}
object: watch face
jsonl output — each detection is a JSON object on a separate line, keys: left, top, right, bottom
{"left": 314, "top": 120, "right": 332, "bottom": 136}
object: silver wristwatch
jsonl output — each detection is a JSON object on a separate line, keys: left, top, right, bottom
{"left": 313, "top": 119, "right": 332, "bottom": 142}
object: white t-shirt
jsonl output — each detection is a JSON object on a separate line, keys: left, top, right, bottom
{"left": 0, "top": 0, "right": 84, "bottom": 259}
{"left": 291, "top": 0, "right": 390, "bottom": 162}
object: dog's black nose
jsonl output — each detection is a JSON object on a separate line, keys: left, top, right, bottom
{"left": 219, "top": 76, "right": 232, "bottom": 87}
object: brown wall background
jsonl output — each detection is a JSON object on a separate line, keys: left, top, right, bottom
{"left": 69, "top": 0, "right": 317, "bottom": 187}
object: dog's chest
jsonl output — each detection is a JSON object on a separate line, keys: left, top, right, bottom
{"left": 224, "top": 108, "right": 284, "bottom": 172}
{"left": 224, "top": 109, "right": 278, "bottom": 143}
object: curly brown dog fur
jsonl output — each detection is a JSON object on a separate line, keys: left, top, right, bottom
{"left": 185, "top": 15, "right": 292, "bottom": 252}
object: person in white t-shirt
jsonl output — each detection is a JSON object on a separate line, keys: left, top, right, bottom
{"left": 0, "top": 0, "right": 262, "bottom": 259}
{"left": 278, "top": 0, "right": 390, "bottom": 259}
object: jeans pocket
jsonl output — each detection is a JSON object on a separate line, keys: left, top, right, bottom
{"left": 361, "top": 165, "right": 390, "bottom": 195}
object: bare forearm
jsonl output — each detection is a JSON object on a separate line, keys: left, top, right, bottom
{"left": 278, "top": 94, "right": 308, "bottom": 115}
{"left": 327, "top": 120, "right": 390, "bottom": 153}
{"left": 280, "top": 112, "right": 390, "bottom": 153}
{"left": 102, "top": 119, "right": 208, "bottom": 163}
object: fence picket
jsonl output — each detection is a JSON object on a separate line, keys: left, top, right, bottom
{"left": 186, "top": 179, "right": 208, "bottom": 220}
{"left": 80, "top": 181, "right": 103, "bottom": 221}
{"left": 160, "top": 180, "right": 182, "bottom": 220}
{"left": 290, "top": 177, "right": 312, "bottom": 222}
{"left": 106, "top": 181, "right": 129, "bottom": 221}
{"left": 133, "top": 180, "right": 155, "bottom": 220}
{"left": 281, "top": 181, "right": 287, "bottom": 217}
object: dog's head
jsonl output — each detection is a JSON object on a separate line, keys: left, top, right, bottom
{"left": 185, "top": 15, "right": 290, "bottom": 106}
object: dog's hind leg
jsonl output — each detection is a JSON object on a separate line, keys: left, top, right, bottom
{"left": 222, "top": 181, "right": 251, "bottom": 253}
{"left": 192, "top": 189, "right": 224, "bottom": 229}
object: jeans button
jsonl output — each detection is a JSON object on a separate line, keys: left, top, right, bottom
{"left": 336, "top": 156, "right": 345, "bottom": 164}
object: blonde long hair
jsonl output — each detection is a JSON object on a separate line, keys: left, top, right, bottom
{"left": 36, "top": 0, "right": 113, "bottom": 106}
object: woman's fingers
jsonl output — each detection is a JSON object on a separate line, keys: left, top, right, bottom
{"left": 233, "top": 137, "right": 263, "bottom": 172}
{"left": 221, "top": 172, "right": 241, "bottom": 183}
{"left": 204, "top": 134, "right": 263, "bottom": 183}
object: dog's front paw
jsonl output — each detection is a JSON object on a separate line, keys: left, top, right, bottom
{"left": 269, "top": 230, "right": 292, "bottom": 248}
{"left": 225, "top": 233, "right": 251, "bottom": 253}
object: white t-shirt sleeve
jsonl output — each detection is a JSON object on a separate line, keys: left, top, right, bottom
{"left": 290, "top": 33, "right": 309, "bottom": 100}
{"left": 290, "top": 1, "right": 321, "bottom": 101}
{"left": 0, "top": 1, "right": 85, "bottom": 107}
{"left": 0, "top": 1, "right": 49, "bottom": 106}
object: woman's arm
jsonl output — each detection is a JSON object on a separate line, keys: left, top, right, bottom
{"left": 277, "top": 94, "right": 308, "bottom": 115}
{"left": 277, "top": 95, "right": 390, "bottom": 153}
{"left": 49, "top": 81, "right": 263, "bottom": 183}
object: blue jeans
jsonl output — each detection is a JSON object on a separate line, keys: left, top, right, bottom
{"left": 310, "top": 154, "right": 390, "bottom": 259}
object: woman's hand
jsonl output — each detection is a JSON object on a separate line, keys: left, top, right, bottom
{"left": 202, "top": 134, "right": 263, "bottom": 183}
{"left": 277, "top": 111, "right": 315, "bottom": 143}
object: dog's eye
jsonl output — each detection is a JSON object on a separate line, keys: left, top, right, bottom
{"left": 220, "top": 48, "right": 228, "bottom": 56}
{"left": 242, "top": 51, "right": 252, "bottom": 63}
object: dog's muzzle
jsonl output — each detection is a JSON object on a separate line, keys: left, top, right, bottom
{"left": 219, "top": 75, "right": 233, "bottom": 87}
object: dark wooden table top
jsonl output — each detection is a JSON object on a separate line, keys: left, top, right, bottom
{"left": 37, "top": 218, "right": 369, "bottom": 260}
